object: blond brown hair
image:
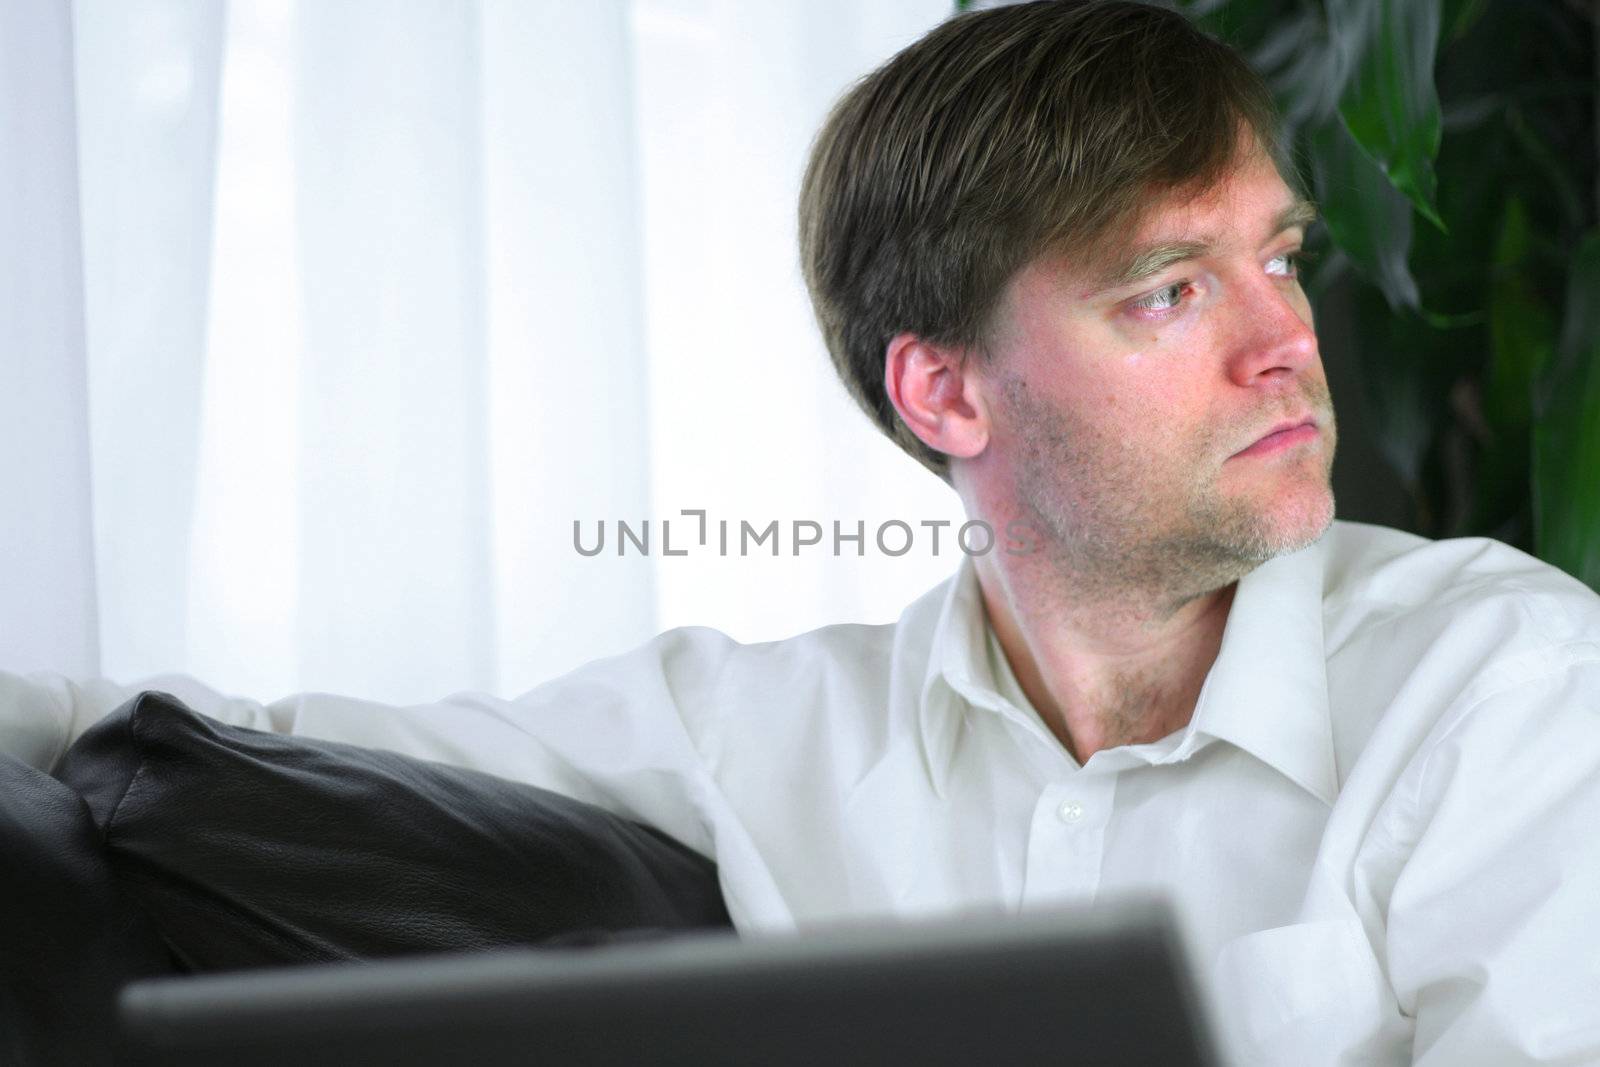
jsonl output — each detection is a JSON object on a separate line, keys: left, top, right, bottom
{"left": 799, "top": 0, "right": 1288, "bottom": 477}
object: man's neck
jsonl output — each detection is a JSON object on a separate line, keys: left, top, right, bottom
{"left": 974, "top": 552, "right": 1239, "bottom": 765}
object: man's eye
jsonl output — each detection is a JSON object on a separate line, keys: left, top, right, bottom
{"left": 1132, "top": 282, "right": 1188, "bottom": 312}
{"left": 1267, "top": 250, "right": 1310, "bottom": 278}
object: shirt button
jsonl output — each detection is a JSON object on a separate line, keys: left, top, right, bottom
{"left": 1057, "top": 800, "right": 1084, "bottom": 824}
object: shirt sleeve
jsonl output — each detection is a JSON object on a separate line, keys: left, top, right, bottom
{"left": 4, "top": 628, "right": 794, "bottom": 927}
{"left": 1, "top": 669, "right": 264, "bottom": 773}
{"left": 0, "top": 627, "right": 736, "bottom": 858}
{"left": 1384, "top": 647, "right": 1600, "bottom": 1066}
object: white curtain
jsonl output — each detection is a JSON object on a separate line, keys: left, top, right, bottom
{"left": 3, "top": 0, "right": 963, "bottom": 707}
{"left": 0, "top": 2, "right": 100, "bottom": 681}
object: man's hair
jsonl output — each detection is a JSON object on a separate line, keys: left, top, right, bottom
{"left": 798, "top": 0, "right": 1289, "bottom": 478}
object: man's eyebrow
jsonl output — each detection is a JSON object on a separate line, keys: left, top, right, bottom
{"left": 1272, "top": 199, "right": 1321, "bottom": 236}
{"left": 1086, "top": 198, "right": 1321, "bottom": 297}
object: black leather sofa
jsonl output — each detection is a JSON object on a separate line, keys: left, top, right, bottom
{"left": 0, "top": 692, "right": 732, "bottom": 1067}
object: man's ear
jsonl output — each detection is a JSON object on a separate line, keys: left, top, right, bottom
{"left": 884, "top": 332, "right": 989, "bottom": 462}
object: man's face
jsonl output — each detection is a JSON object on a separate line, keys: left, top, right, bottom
{"left": 976, "top": 147, "right": 1337, "bottom": 596}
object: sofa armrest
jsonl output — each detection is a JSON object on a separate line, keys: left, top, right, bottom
{"left": 0, "top": 751, "right": 173, "bottom": 1067}
{"left": 54, "top": 691, "right": 733, "bottom": 973}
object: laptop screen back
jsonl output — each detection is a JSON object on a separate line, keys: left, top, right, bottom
{"left": 119, "top": 900, "right": 1223, "bottom": 1066}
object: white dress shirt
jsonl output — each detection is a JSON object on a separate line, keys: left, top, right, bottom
{"left": 6, "top": 519, "right": 1600, "bottom": 1065}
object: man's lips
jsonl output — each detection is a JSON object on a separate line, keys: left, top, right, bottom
{"left": 1231, "top": 418, "right": 1319, "bottom": 459}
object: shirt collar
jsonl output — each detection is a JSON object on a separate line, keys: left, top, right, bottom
{"left": 912, "top": 555, "right": 992, "bottom": 797}
{"left": 911, "top": 537, "right": 1338, "bottom": 807}
{"left": 1188, "top": 536, "right": 1338, "bottom": 806}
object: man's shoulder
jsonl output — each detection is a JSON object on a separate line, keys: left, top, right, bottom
{"left": 636, "top": 564, "right": 956, "bottom": 686}
{"left": 1318, "top": 521, "right": 1600, "bottom": 782}
{"left": 646, "top": 617, "right": 903, "bottom": 682}
{"left": 1312, "top": 524, "right": 1600, "bottom": 856}
{"left": 1321, "top": 519, "right": 1600, "bottom": 653}
{"left": 570, "top": 612, "right": 902, "bottom": 707}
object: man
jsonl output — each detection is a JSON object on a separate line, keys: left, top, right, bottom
{"left": 4, "top": 3, "right": 1598, "bottom": 1064}
{"left": 803, "top": 1, "right": 1335, "bottom": 765}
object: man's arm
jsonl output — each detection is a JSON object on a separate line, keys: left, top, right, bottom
{"left": 1, "top": 670, "right": 260, "bottom": 773}
{"left": 0, "top": 628, "right": 734, "bottom": 856}
{"left": 1386, "top": 648, "right": 1600, "bottom": 1065}
{"left": 3, "top": 627, "right": 795, "bottom": 931}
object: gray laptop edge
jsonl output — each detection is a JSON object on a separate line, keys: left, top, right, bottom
{"left": 118, "top": 899, "right": 1225, "bottom": 1066}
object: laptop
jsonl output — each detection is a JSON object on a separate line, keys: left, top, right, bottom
{"left": 118, "top": 899, "right": 1225, "bottom": 1066}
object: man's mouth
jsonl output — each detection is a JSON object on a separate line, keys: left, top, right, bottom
{"left": 1230, "top": 417, "right": 1318, "bottom": 459}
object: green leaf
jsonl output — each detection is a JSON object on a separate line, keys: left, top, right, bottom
{"left": 1441, "top": 0, "right": 1488, "bottom": 43}
{"left": 1256, "top": 6, "right": 1346, "bottom": 134}
{"left": 1331, "top": 0, "right": 1447, "bottom": 232}
{"left": 1486, "top": 197, "right": 1556, "bottom": 430}
{"left": 1464, "top": 426, "right": 1532, "bottom": 542}
{"left": 1307, "top": 115, "right": 1420, "bottom": 310}
{"left": 1179, "top": 0, "right": 1285, "bottom": 52}
{"left": 1504, "top": 108, "right": 1590, "bottom": 234}
{"left": 1345, "top": 288, "right": 1451, "bottom": 489}
{"left": 1532, "top": 233, "right": 1600, "bottom": 591}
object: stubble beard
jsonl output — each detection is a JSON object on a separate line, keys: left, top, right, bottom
{"left": 1003, "top": 378, "right": 1338, "bottom": 617}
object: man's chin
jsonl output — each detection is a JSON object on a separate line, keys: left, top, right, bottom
{"left": 1240, "top": 485, "right": 1337, "bottom": 561}
{"left": 1186, "top": 481, "right": 1336, "bottom": 573}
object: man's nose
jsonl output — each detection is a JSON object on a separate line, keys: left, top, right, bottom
{"left": 1223, "top": 281, "right": 1319, "bottom": 387}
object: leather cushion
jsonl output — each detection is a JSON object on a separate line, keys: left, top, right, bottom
{"left": 0, "top": 751, "right": 172, "bottom": 1066}
{"left": 54, "top": 691, "right": 731, "bottom": 973}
